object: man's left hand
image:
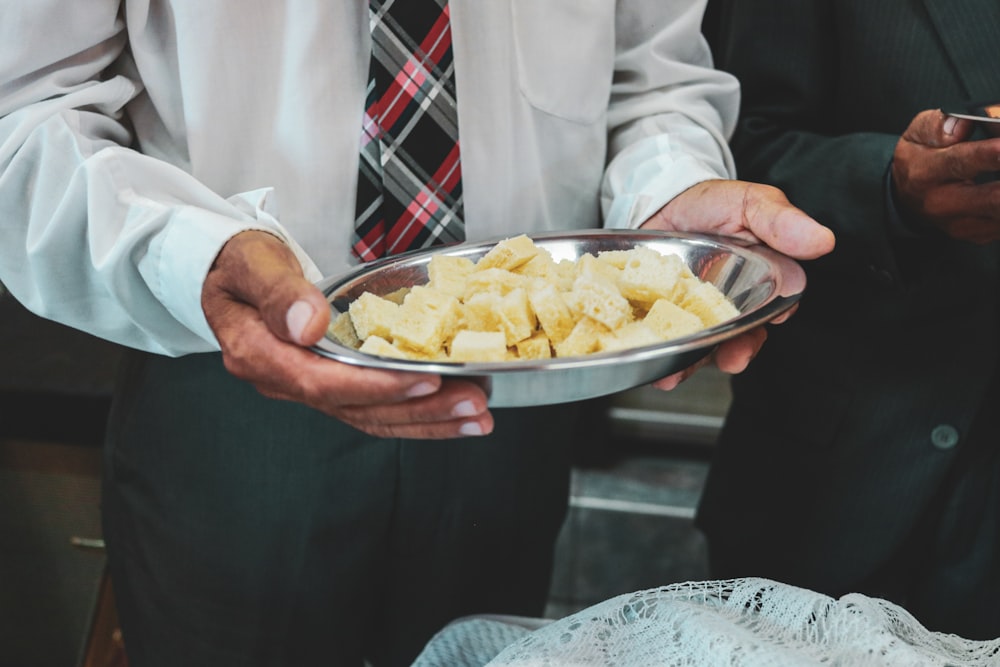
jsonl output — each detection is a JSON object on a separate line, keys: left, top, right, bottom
{"left": 640, "top": 179, "right": 835, "bottom": 388}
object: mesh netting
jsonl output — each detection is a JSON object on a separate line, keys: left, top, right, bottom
{"left": 413, "top": 578, "right": 1000, "bottom": 666}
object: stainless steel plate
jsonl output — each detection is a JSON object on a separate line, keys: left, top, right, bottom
{"left": 312, "top": 230, "right": 806, "bottom": 408}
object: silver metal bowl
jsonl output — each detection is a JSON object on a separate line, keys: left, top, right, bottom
{"left": 312, "top": 230, "right": 806, "bottom": 407}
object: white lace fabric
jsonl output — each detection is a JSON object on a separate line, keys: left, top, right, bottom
{"left": 413, "top": 578, "right": 1000, "bottom": 666}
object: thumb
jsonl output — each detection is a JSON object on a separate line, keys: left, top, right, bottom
{"left": 744, "top": 185, "right": 836, "bottom": 261}
{"left": 203, "top": 231, "right": 331, "bottom": 347}
{"left": 904, "top": 109, "right": 974, "bottom": 148}
{"left": 282, "top": 292, "right": 331, "bottom": 346}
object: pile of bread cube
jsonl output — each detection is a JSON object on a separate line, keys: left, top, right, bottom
{"left": 328, "top": 234, "right": 740, "bottom": 363}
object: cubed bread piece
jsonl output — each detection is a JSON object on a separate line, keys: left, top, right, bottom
{"left": 595, "top": 249, "right": 632, "bottom": 270}
{"left": 554, "top": 316, "right": 609, "bottom": 358}
{"left": 463, "top": 267, "right": 526, "bottom": 298}
{"left": 358, "top": 335, "right": 409, "bottom": 359}
{"left": 496, "top": 287, "right": 536, "bottom": 345}
{"left": 526, "top": 282, "right": 577, "bottom": 343}
{"left": 600, "top": 320, "right": 663, "bottom": 352}
{"left": 617, "top": 247, "right": 692, "bottom": 305}
{"left": 328, "top": 310, "right": 361, "bottom": 349}
{"left": 642, "top": 298, "right": 705, "bottom": 340}
{"left": 395, "top": 342, "right": 449, "bottom": 361}
{"left": 427, "top": 254, "right": 475, "bottom": 298}
{"left": 462, "top": 292, "right": 504, "bottom": 333}
{"left": 515, "top": 332, "right": 553, "bottom": 360}
{"left": 462, "top": 289, "right": 536, "bottom": 345}
{"left": 475, "top": 234, "right": 540, "bottom": 271}
{"left": 513, "top": 248, "right": 560, "bottom": 282}
{"left": 390, "top": 286, "right": 461, "bottom": 354}
{"left": 566, "top": 273, "right": 632, "bottom": 331}
{"left": 676, "top": 278, "right": 741, "bottom": 326}
{"left": 382, "top": 287, "right": 412, "bottom": 305}
{"left": 553, "top": 259, "right": 577, "bottom": 291}
{"left": 348, "top": 292, "right": 401, "bottom": 340}
{"left": 575, "top": 252, "right": 622, "bottom": 284}
{"left": 449, "top": 330, "right": 508, "bottom": 362}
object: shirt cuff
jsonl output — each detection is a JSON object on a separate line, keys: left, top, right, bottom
{"left": 601, "top": 131, "right": 731, "bottom": 230}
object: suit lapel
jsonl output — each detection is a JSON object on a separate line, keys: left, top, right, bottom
{"left": 921, "top": 0, "right": 1000, "bottom": 105}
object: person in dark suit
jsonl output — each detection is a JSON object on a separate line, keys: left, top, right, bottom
{"left": 696, "top": 0, "right": 1000, "bottom": 640}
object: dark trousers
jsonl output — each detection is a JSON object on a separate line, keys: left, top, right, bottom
{"left": 101, "top": 352, "right": 578, "bottom": 666}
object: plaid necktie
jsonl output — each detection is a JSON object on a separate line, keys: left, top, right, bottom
{"left": 352, "top": 0, "right": 465, "bottom": 262}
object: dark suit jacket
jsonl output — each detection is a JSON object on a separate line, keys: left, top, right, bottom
{"left": 696, "top": 0, "right": 1000, "bottom": 598}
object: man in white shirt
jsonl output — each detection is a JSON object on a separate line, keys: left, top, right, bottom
{"left": 0, "top": 2, "right": 832, "bottom": 665}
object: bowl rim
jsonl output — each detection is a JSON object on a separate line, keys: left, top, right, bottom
{"left": 311, "top": 229, "right": 805, "bottom": 375}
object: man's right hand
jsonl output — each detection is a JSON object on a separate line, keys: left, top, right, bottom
{"left": 201, "top": 231, "right": 493, "bottom": 439}
{"left": 892, "top": 109, "right": 1000, "bottom": 244}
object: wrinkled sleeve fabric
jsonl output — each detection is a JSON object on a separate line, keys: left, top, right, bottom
{"left": 601, "top": 0, "right": 739, "bottom": 229}
{"left": 712, "top": 1, "right": 903, "bottom": 274}
{"left": 0, "top": 3, "right": 311, "bottom": 355}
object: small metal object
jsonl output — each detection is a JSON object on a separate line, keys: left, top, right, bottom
{"left": 70, "top": 536, "right": 106, "bottom": 550}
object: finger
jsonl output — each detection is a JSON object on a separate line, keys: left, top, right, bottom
{"left": 344, "top": 414, "right": 495, "bottom": 440}
{"left": 923, "top": 181, "right": 1000, "bottom": 219}
{"left": 649, "top": 352, "right": 713, "bottom": 391}
{"left": 897, "top": 111, "right": 1000, "bottom": 186}
{"left": 651, "top": 371, "right": 685, "bottom": 391}
{"left": 332, "top": 378, "right": 494, "bottom": 439}
{"left": 767, "top": 302, "right": 800, "bottom": 325}
{"left": 937, "top": 216, "right": 1000, "bottom": 244}
{"left": 652, "top": 180, "right": 835, "bottom": 260}
{"left": 944, "top": 139, "right": 1000, "bottom": 182}
{"left": 903, "top": 109, "right": 975, "bottom": 148}
{"left": 214, "top": 297, "right": 445, "bottom": 404}
{"left": 742, "top": 185, "right": 836, "bottom": 260}
{"left": 713, "top": 326, "right": 768, "bottom": 374}
{"left": 204, "top": 231, "right": 332, "bottom": 346}
{"left": 904, "top": 138, "right": 1000, "bottom": 185}
{"left": 216, "top": 303, "right": 492, "bottom": 440}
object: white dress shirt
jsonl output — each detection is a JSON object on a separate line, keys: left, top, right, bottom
{"left": 0, "top": 1, "right": 738, "bottom": 355}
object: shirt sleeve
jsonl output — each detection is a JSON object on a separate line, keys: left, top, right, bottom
{"left": 600, "top": 0, "right": 739, "bottom": 229}
{"left": 0, "top": 4, "right": 317, "bottom": 356}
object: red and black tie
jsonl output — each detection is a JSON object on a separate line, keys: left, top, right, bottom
{"left": 352, "top": 0, "right": 465, "bottom": 262}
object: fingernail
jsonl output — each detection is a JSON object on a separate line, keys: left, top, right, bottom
{"left": 944, "top": 115, "right": 958, "bottom": 136}
{"left": 459, "top": 422, "right": 484, "bottom": 437}
{"left": 406, "top": 381, "right": 437, "bottom": 398}
{"left": 657, "top": 376, "right": 682, "bottom": 391}
{"left": 286, "top": 300, "right": 315, "bottom": 345}
{"left": 451, "top": 400, "right": 478, "bottom": 417}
